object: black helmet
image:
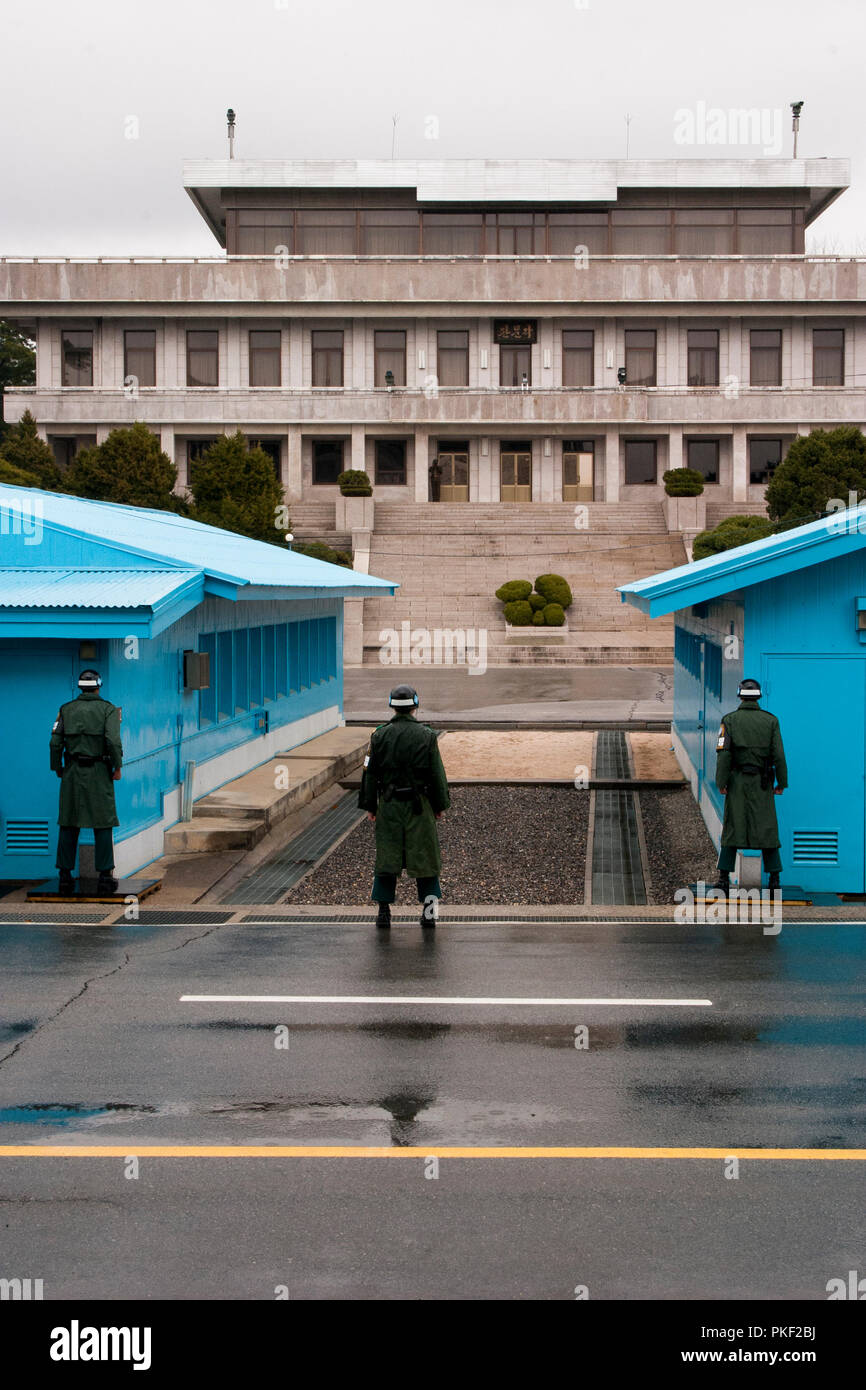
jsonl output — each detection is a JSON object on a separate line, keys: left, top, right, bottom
{"left": 738, "top": 678, "right": 761, "bottom": 700}
{"left": 78, "top": 669, "right": 102, "bottom": 690}
{"left": 389, "top": 684, "right": 419, "bottom": 709}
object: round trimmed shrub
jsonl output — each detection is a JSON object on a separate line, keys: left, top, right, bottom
{"left": 531, "top": 609, "right": 546, "bottom": 625}
{"left": 503, "top": 599, "right": 534, "bottom": 626}
{"left": 529, "top": 593, "right": 547, "bottom": 612}
{"left": 663, "top": 467, "right": 705, "bottom": 497}
{"left": 495, "top": 579, "right": 533, "bottom": 603}
{"left": 534, "top": 573, "right": 573, "bottom": 609}
{"left": 337, "top": 469, "right": 372, "bottom": 496}
{"left": 543, "top": 603, "right": 566, "bottom": 627}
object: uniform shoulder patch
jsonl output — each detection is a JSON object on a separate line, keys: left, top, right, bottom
{"left": 716, "top": 721, "right": 730, "bottom": 752}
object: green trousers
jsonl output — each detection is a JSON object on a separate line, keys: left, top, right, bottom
{"left": 372, "top": 872, "right": 441, "bottom": 905}
{"left": 718, "top": 846, "right": 782, "bottom": 874}
{"left": 56, "top": 826, "right": 115, "bottom": 874}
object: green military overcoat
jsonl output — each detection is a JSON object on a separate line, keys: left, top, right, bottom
{"left": 49, "top": 691, "right": 123, "bottom": 829}
{"left": 358, "top": 712, "right": 450, "bottom": 877}
{"left": 714, "top": 701, "right": 787, "bottom": 850}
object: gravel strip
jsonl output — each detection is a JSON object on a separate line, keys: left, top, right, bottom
{"left": 638, "top": 787, "right": 718, "bottom": 905}
{"left": 287, "top": 785, "right": 590, "bottom": 906}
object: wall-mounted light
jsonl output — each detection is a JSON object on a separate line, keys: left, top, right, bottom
{"left": 542, "top": 348, "right": 552, "bottom": 370}
{"left": 480, "top": 348, "right": 488, "bottom": 370}
{"left": 606, "top": 348, "right": 615, "bottom": 369}
{"left": 417, "top": 349, "right": 426, "bottom": 370}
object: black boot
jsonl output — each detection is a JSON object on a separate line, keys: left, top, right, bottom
{"left": 58, "top": 869, "right": 75, "bottom": 894}
{"left": 420, "top": 900, "right": 438, "bottom": 928}
{"left": 376, "top": 903, "right": 391, "bottom": 929}
{"left": 97, "top": 873, "right": 119, "bottom": 895}
{"left": 767, "top": 872, "right": 781, "bottom": 893}
{"left": 713, "top": 871, "right": 730, "bottom": 897}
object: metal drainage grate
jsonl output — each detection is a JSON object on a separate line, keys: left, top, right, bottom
{"left": 223, "top": 792, "right": 364, "bottom": 905}
{"left": 0, "top": 911, "right": 114, "bottom": 924}
{"left": 133, "top": 910, "right": 236, "bottom": 925}
{"left": 594, "top": 729, "right": 631, "bottom": 780}
{"left": 591, "top": 789, "right": 646, "bottom": 906}
{"left": 239, "top": 912, "right": 666, "bottom": 925}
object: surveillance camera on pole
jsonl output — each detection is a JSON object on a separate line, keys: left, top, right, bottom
{"left": 227, "top": 108, "right": 236, "bottom": 160}
{"left": 790, "top": 101, "right": 804, "bottom": 159}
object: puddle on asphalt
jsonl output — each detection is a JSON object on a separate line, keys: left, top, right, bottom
{"left": 0, "top": 1103, "right": 157, "bottom": 1127}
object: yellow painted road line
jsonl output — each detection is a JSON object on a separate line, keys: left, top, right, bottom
{"left": 0, "top": 1145, "right": 864, "bottom": 1160}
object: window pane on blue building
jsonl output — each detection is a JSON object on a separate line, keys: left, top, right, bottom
{"left": 249, "top": 627, "right": 262, "bottom": 706}
{"left": 299, "top": 621, "right": 310, "bottom": 689}
{"left": 705, "top": 641, "right": 722, "bottom": 700}
{"left": 217, "top": 631, "right": 233, "bottom": 719}
{"left": 276, "top": 623, "right": 289, "bottom": 698}
{"left": 234, "top": 629, "right": 249, "bottom": 712}
{"left": 262, "top": 625, "right": 276, "bottom": 702}
{"left": 200, "top": 633, "right": 217, "bottom": 724}
{"left": 288, "top": 622, "right": 300, "bottom": 693}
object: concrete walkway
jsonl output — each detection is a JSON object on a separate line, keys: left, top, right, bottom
{"left": 344, "top": 664, "right": 673, "bottom": 726}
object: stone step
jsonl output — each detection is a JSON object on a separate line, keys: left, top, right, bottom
{"left": 164, "top": 816, "right": 268, "bottom": 853}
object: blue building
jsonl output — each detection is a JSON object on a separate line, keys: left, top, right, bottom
{"left": 0, "top": 484, "right": 394, "bottom": 881}
{"left": 619, "top": 506, "right": 866, "bottom": 893}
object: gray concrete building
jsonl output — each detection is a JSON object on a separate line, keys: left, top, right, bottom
{"left": 1, "top": 157, "right": 860, "bottom": 512}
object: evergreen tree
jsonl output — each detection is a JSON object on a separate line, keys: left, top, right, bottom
{"left": 65, "top": 422, "right": 179, "bottom": 509}
{"left": 0, "top": 319, "right": 36, "bottom": 432}
{"left": 189, "top": 431, "right": 285, "bottom": 545}
{"left": 0, "top": 409, "right": 60, "bottom": 488}
{"left": 765, "top": 426, "right": 866, "bottom": 526}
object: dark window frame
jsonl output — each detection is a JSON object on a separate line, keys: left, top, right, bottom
{"left": 687, "top": 329, "right": 719, "bottom": 387}
{"left": 686, "top": 437, "right": 720, "bottom": 483}
{"left": 749, "top": 329, "right": 783, "bottom": 387}
{"left": 186, "top": 329, "right": 219, "bottom": 387}
{"left": 61, "top": 329, "right": 94, "bottom": 387}
{"left": 437, "top": 329, "right": 469, "bottom": 387}
{"left": 374, "top": 330, "right": 406, "bottom": 388}
{"left": 312, "top": 438, "right": 346, "bottom": 486}
{"left": 624, "top": 329, "right": 657, "bottom": 387}
{"left": 123, "top": 329, "right": 156, "bottom": 388}
{"left": 311, "top": 329, "right": 344, "bottom": 388}
{"left": 624, "top": 438, "right": 658, "bottom": 485}
{"left": 812, "top": 328, "right": 845, "bottom": 387}
{"left": 374, "top": 438, "right": 408, "bottom": 486}
{"left": 562, "top": 329, "right": 595, "bottom": 387}
{"left": 248, "top": 330, "right": 282, "bottom": 388}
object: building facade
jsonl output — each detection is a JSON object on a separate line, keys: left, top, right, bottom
{"left": 619, "top": 508, "right": 866, "bottom": 893}
{"left": 0, "top": 484, "right": 394, "bottom": 880}
{"left": 1, "top": 157, "right": 862, "bottom": 510}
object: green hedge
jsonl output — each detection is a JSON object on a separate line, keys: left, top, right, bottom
{"left": 495, "top": 579, "right": 533, "bottom": 603}
{"left": 543, "top": 602, "right": 566, "bottom": 627}
{"left": 503, "top": 599, "right": 534, "bottom": 626}
{"left": 529, "top": 593, "right": 547, "bottom": 612}
{"left": 337, "top": 469, "right": 372, "bottom": 496}
{"left": 534, "top": 573, "right": 573, "bottom": 609}
{"left": 292, "top": 540, "right": 354, "bottom": 568}
{"left": 663, "top": 467, "right": 705, "bottom": 497}
{"left": 692, "top": 515, "right": 776, "bottom": 561}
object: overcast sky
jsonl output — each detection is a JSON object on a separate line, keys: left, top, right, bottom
{"left": 2, "top": 0, "right": 864, "bottom": 254}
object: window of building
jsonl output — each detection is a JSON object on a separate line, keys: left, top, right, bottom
{"left": 737, "top": 209, "right": 794, "bottom": 255}
{"left": 374, "top": 330, "right": 406, "bottom": 387}
{"left": 421, "top": 212, "right": 483, "bottom": 255}
{"left": 548, "top": 213, "right": 608, "bottom": 256}
{"left": 359, "top": 210, "right": 419, "bottom": 255}
{"left": 500, "top": 441, "right": 532, "bottom": 501}
{"left": 687, "top": 329, "right": 719, "bottom": 386}
{"left": 248, "top": 438, "right": 281, "bottom": 476}
{"left": 296, "top": 210, "right": 356, "bottom": 255}
{"left": 311, "top": 329, "right": 344, "bottom": 388}
{"left": 562, "top": 440, "right": 594, "bottom": 501}
{"left": 249, "top": 330, "right": 281, "bottom": 387}
{"left": 123, "top": 329, "right": 156, "bottom": 388}
{"left": 500, "top": 345, "right": 531, "bottom": 387}
{"left": 624, "top": 329, "right": 657, "bottom": 386}
{"left": 49, "top": 435, "right": 96, "bottom": 469}
{"left": 186, "top": 438, "right": 218, "bottom": 466}
{"left": 375, "top": 439, "right": 407, "bottom": 485}
{"left": 749, "top": 438, "right": 783, "bottom": 484}
{"left": 750, "top": 329, "right": 782, "bottom": 387}
{"left": 312, "top": 439, "right": 345, "bottom": 485}
{"left": 437, "top": 330, "right": 469, "bottom": 387}
{"left": 487, "top": 213, "right": 546, "bottom": 255}
{"left": 235, "top": 209, "right": 294, "bottom": 255}
{"left": 199, "top": 617, "right": 337, "bottom": 726}
{"left": 61, "top": 330, "right": 93, "bottom": 387}
{"left": 624, "top": 439, "right": 657, "bottom": 484}
{"left": 611, "top": 210, "right": 671, "bottom": 255}
{"left": 562, "top": 330, "right": 594, "bottom": 387}
{"left": 187, "top": 330, "right": 219, "bottom": 387}
{"left": 674, "top": 210, "right": 735, "bottom": 255}
{"left": 687, "top": 438, "right": 719, "bottom": 483}
{"left": 813, "top": 328, "right": 845, "bottom": 386}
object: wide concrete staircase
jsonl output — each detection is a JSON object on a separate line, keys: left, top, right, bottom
{"left": 361, "top": 503, "right": 685, "bottom": 665}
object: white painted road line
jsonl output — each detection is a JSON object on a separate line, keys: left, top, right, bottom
{"left": 180, "top": 994, "right": 713, "bottom": 1006}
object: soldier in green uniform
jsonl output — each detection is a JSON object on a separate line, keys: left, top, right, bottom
{"left": 50, "top": 669, "right": 123, "bottom": 894}
{"left": 358, "top": 684, "right": 450, "bottom": 929}
{"left": 714, "top": 677, "right": 787, "bottom": 895}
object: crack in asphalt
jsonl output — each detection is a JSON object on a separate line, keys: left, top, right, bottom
{"left": 0, "top": 951, "right": 132, "bottom": 1071}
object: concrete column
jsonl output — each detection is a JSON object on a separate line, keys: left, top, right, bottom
{"left": 286, "top": 425, "right": 303, "bottom": 501}
{"left": 227, "top": 320, "right": 242, "bottom": 389}
{"left": 351, "top": 424, "right": 366, "bottom": 475}
{"left": 289, "top": 320, "right": 303, "bottom": 389}
{"left": 342, "top": 600, "right": 365, "bottom": 666}
{"left": 664, "top": 319, "right": 678, "bottom": 388}
{"left": 96, "top": 425, "right": 111, "bottom": 445}
{"left": 604, "top": 429, "right": 620, "bottom": 503}
{"left": 477, "top": 438, "right": 492, "bottom": 502}
{"left": 731, "top": 425, "right": 748, "bottom": 502}
{"left": 477, "top": 320, "right": 492, "bottom": 388}
{"left": 727, "top": 317, "right": 742, "bottom": 393}
{"left": 667, "top": 425, "right": 684, "bottom": 474}
{"left": 414, "top": 430, "right": 429, "bottom": 501}
{"left": 540, "top": 320, "right": 555, "bottom": 389}
{"left": 160, "top": 425, "right": 176, "bottom": 466}
{"left": 602, "top": 319, "right": 618, "bottom": 389}
{"left": 35, "top": 318, "right": 52, "bottom": 389}
{"left": 791, "top": 317, "right": 806, "bottom": 392}
{"left": 539, "top": 438, "right": 555, "bottom": 502}
{"left": 351, "top": 319, "right": 366, "bottom": 390}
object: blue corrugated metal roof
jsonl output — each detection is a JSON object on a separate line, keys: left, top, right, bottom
{"left": 0, "top": 485, "right": 397, "bottom": 596}
{"left": 619, "top": 505, "right": 866, "bottom": 618}
{"left": 0, "top": 568, "right": 200, "bottom": 609}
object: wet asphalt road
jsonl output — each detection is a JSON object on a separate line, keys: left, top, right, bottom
{"left": 0, "top": 915, "right": 864, "bottom": 1300}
